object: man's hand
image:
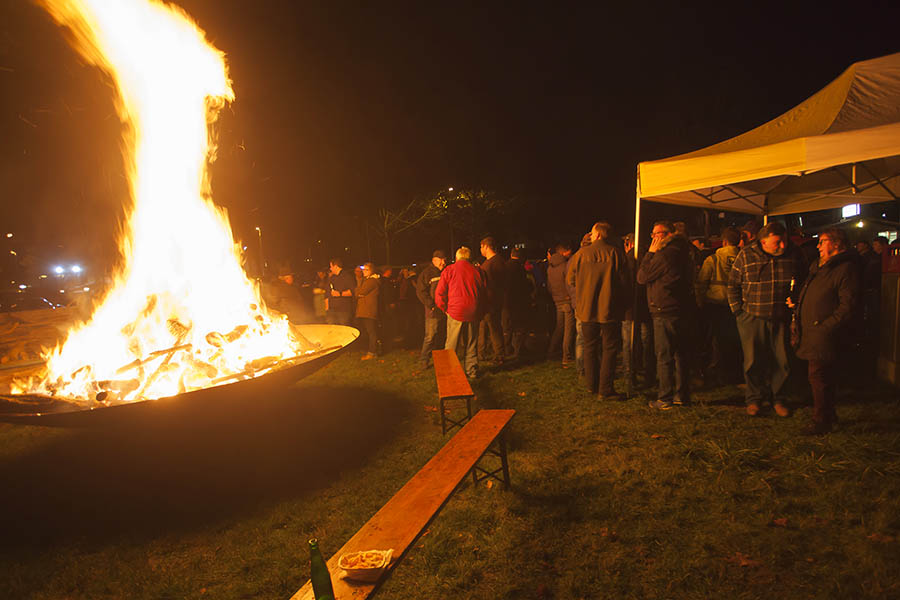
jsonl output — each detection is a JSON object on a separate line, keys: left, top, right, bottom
{"left": 648, "top": 235, "right": 664, "bottom": 253}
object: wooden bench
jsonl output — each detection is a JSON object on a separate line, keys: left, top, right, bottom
{"left": 290, "top": 408, "right": 515, "bottom": 600}
{"left": 432, "top": 349, "right": 475, "bottom": 434}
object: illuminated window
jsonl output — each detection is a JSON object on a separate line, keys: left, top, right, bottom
{"left": 841, "top": 203, "right": 860, "bottom": 218}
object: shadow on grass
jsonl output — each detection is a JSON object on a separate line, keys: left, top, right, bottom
{"left": 0, "top": 384, "right": 410, "bottom": 552}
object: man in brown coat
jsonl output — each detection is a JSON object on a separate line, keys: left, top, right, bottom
{"left": 566, "top": 222, "right": 630, "bottom": 399}
{"left": 356, "top": 262, "right": 381, "bottom": 360}
{"left": 790, "top": 228, "right": 860, "bottom": 434}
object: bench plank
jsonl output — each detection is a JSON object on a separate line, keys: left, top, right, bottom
{"left": 432, "top": 349, "right": 473, "bottom": 400}
{"left": 290, "top": 408, "right": 515, "bottom": 600}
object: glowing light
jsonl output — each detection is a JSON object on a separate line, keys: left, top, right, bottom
{"left": 9, "top": 250, "right": 16, "bottom": 256}
{"left": 40, "top": 275, "right": 48, "bottom": 279}
{"left": 842, "top": 203, "right": 860, "bottom": 218}
{"left": 83, "top": 287, "right": 91, "bottom": 292}
{"left": 17, "top": 0, "right": 312, "bottom": 404}
{"left": 53, "top": 266, "right": 64, "bottom": 274}
{"left": 18, "top": 284, "right": 27, "bottom": 290}
{"left": 71, "top": 265, "right": 83, "bottom": 273}
{"left": 857, "top": 220, "right": 865, "bottom": 228}
{"left": 6, "top": 233, "right": 12, "bottom": 238}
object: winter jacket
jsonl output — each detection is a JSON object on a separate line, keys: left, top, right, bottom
{"left": 415, "top": 263, "right": 443, "bottom": 317}
{"left": 506, "top": 257, "right": 533, "bottom": 316}
{"left": 435, "top": 260, "right": 487, "bottom": 322}
{"left": 727, "top": 241, "right": 807, "bottom": 321}
{"left": 546, "top": 252, "right": 572, "bottom": 307}
{"left": 355, "top": 274, "right": 380, "bottom": 319}
{"left": 636, "top": 235, "right": 695, "bottom": 318}
{"left": 696, "top": 245, "right": 740, "bottom": 305}
{"left": 481, "top": 254, "right": 508, "bottom": 313}
{"left": 566, "top": 238, "right": 629, "bottom": 323}
{"left": 327, "top": 269, "right": 356, "bottom": 314}
{"left": 795, "top": 251, "right": 860, "bottom": 362}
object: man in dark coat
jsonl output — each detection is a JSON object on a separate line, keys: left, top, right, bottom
{"left": 791, "top": 228, "right": 860, "bottom": 434}
{"left": 478, "top": 236, "right": 508, "bottom": 364}
{"left": 728, "top": 221, "right": 808, "bottom": 417}
{"left": 546, "top": 243, "right": 575, "bottom": 364}
{"left": 504, "top": 247, "right": 533, "bottom": 360}
{"left": 326, "top": 258, "right": 356, "bottom": 325}
{"left": 566, "top": 222, "right": 630, "bottom": 399}
{"left": 637, "top": 221, "right": 696, "bottom": 409}
{"left": 415, "top": 250, "right": 447, "bottom": 369}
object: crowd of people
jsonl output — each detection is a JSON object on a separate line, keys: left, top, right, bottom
{"left": 263, "top": 223, "right": 891, "bottom": 436}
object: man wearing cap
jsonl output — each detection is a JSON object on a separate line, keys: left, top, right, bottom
{"left": 416, "top": 249, "right": 447, "bottom": 369}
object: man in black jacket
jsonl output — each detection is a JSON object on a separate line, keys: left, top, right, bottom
{"left": 415, "top": 250, "right": 447, "bottom": 369}
{"left": 791, "top": 228, "right": 859, "bottom": 434}
{"left": 479, "top": 236, "right": 509, "bottom": 364}
{"left": 546, "top": 243, "right": 575, "bottom": 364}
{"left": 637, "top": 221, "right": 695, "bottom": 410}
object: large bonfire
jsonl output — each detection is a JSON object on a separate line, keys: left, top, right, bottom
{"left": 14, "top": 0, "right": 317, "bottom": 405}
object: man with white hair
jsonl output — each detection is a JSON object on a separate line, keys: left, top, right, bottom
{"left": 435, "top": 246, "right": 487, "bottom": 379}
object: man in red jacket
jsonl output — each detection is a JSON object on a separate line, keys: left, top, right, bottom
{"left": 436, "top": 246, "right": 487, "bottom": 379}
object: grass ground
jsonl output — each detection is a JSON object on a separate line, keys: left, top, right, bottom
{"left": 1, "top": 340, "right": 899, "bottom": 599}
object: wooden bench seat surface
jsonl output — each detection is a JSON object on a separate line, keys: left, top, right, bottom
{"left": 290, "top": 408, "right": 515, "bottom": 600}
{"left": 432, "top": 349, "right": 473, "bottom": 399}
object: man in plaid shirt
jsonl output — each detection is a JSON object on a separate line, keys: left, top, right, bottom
{"left": 727, "top": 221, "right": 807, "bottom": 417}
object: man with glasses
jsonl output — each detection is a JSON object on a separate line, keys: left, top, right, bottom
{"left": 788, "top": 228, "right": 859, "bottom": 434}
{"left": 637, "top": 220, "right": 696, "bottom": 410}
{"left": 728, "top": 221, "right": 807, "bottom": 417}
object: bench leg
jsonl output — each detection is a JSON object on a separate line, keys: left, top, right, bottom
{"left": 440, "top": 397, "right": 447, "bottom": 435}
{"left": 499, "top": 433, "right": 511, "bottom": 489}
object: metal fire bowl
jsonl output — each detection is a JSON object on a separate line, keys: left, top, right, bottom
{"left": 0, "top": 324, "right": 359, "bottom": 427}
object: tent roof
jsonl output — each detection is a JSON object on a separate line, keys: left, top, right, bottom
{"left": 638, "top": 53, "right": 900, "bottom": 215}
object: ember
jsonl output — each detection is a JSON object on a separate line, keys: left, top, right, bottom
{"left": 12, "top": 0, "right": 342, "bottom": 406}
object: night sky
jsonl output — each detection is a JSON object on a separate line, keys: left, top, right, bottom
{"left": 2, "top": 0, "right": 899, "bottom": 273}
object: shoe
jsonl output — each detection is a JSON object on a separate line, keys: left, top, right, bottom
{"left": 598, "top": 393, "right": 625, "bottom": 401}
{"left": 746, "top": 403, "right": 760, "bottom": 416}
{"left": 672, "top": 396, "right": 692, "bottom": 407}
{"left": 361, "top": 352, "right": 376, "bottom": 361}
{"left": 648, "top": 399, "right": 674, "bottom": 410}
{"left": 802, "top": 421, "right": 832, "bottom": 435}
{"left": 774, "top": 402, "right": 791, "bottom": 418}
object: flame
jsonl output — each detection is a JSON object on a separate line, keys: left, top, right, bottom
{"left": 16, "top": 0, "right": 312, "bottom": 404}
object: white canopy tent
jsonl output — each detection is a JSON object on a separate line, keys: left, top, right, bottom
{"left": 634, "top": 52, "right": 900, "bottom": 248}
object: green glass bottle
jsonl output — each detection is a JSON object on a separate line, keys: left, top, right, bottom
{"left": 308, "top": 538, "right": 335, "bottom": 600}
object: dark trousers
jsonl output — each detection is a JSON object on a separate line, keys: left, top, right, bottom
{"left": 653, "top": 316, "right": 691, "bottom": 403}
{"left": 622, "top": 319, "right": 654, "bottom": 383}
{"left": 548, "top": 304, "right": 575, "bottom": 362}
{"left": 419, "top": 313, "right": 445, "bottom": 365}
{"left": 704, "top": 303, "right": 742, "bottom": 383}
{"left": 736, "top": 313, "right": 791, "bottom": 406}
{"left": 807, "top": 359, "right": 837, "bottom": 425}
{"left": 479, "top": 309, "right": 506, "bottom": 361}
{"left": 581, "top": 321, "right": 620, "bottom": 396}
{"left": 359, "top": 317, "right": 378, "bottom": 354}
{"left": 326, "top": 310, "right": 351, "bottom": 326}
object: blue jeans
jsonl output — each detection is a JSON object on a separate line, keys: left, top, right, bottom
{"left": 735, "top": 312, "right": 790, "bottom": 406}
{"left": 548, "top": 303, "right": 575, "bottom": 362}
{"left": 446, "top": 315, "right": 479, "bottom": 378}
{"left": 419, "top": 314, "right": 445, "bottom": 365}
{"left": 653, "top": 316, "right": 690, "bottom": 403}
{"left": 621, "top": 320, "right": 654, "bottom": 382}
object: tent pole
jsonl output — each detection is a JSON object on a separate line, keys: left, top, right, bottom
{"left": 634, "top": 170, "right": 642, "bottom": 259}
